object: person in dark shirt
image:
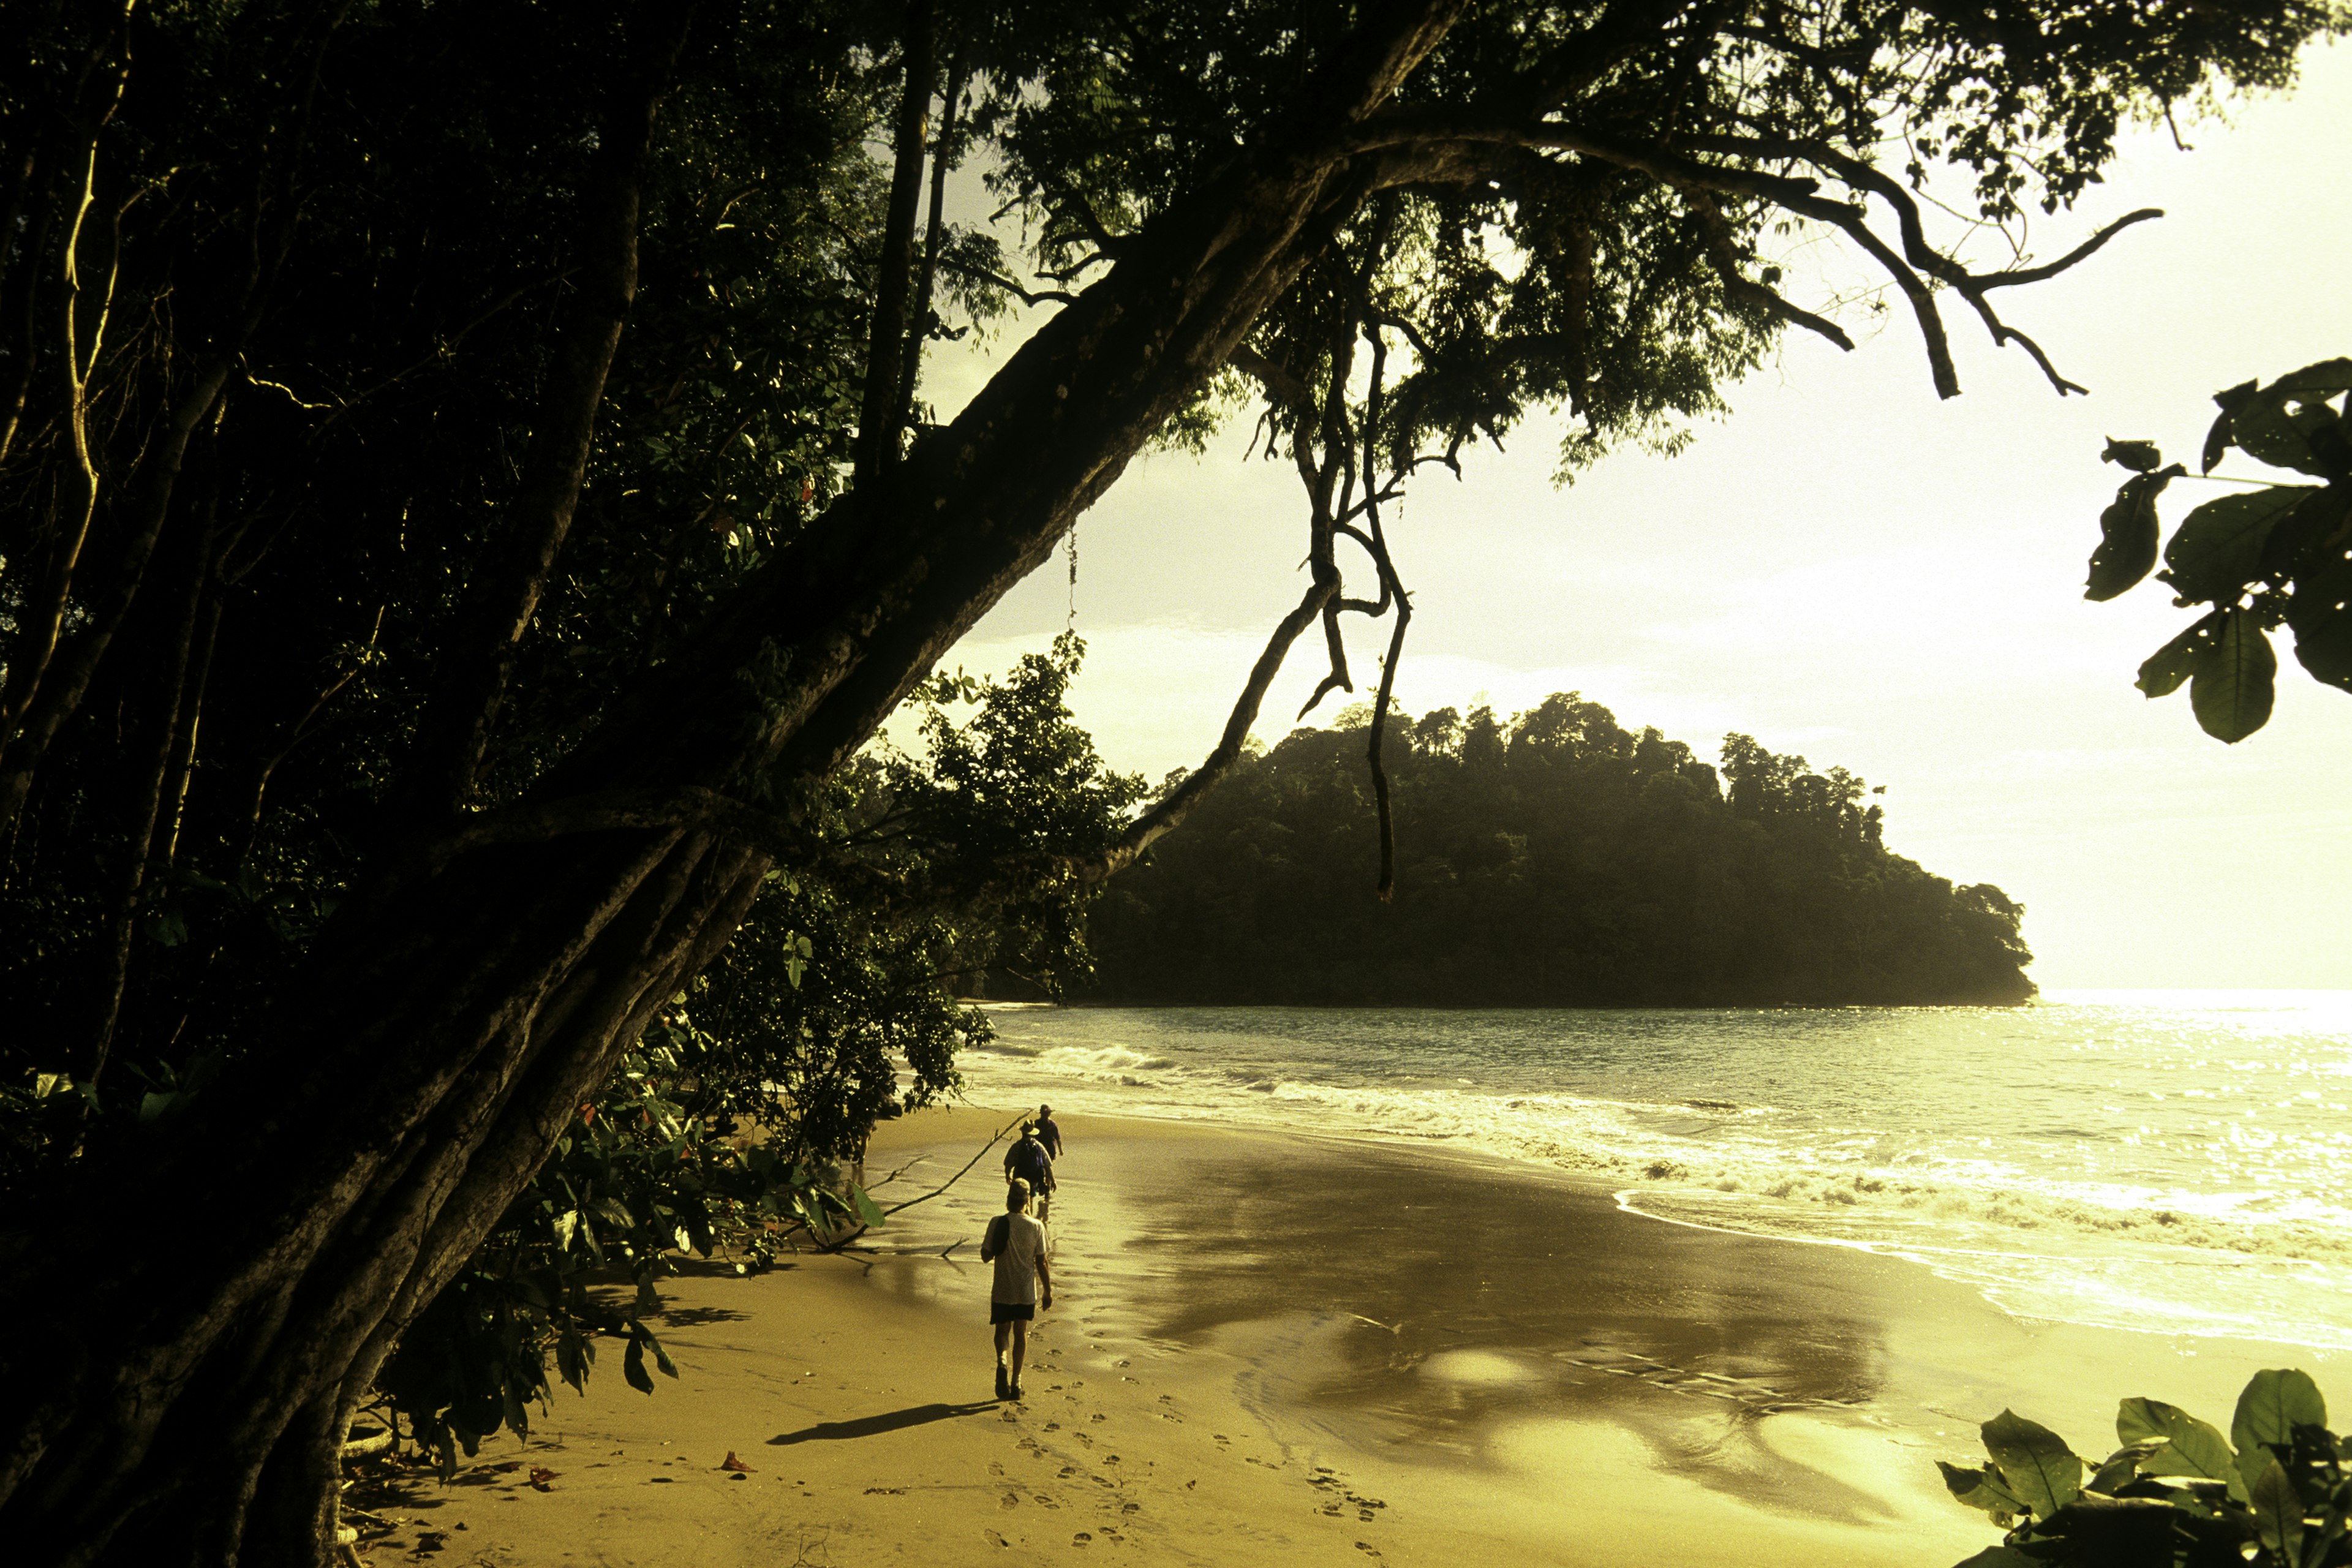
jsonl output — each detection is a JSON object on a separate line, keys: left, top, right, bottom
{"left": 1035, "top": 1104, "right": 1063, "bottom": 1160}
{"left": 1003, "top": 1122, "right": 1056, "bottom": 1222}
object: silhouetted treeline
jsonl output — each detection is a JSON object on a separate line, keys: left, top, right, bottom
{"left": 1084, "top": 696, "right": 2034, "bottom": 1006}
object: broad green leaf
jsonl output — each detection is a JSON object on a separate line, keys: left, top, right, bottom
{"left": 1939, "top": 1460, "right": 2025, "bottom": 1517}
{"left": 1982, "top": 1410, "right": 2083, "bottom": 1520}
{"left": 637, "top": 1323, "right": 679, "bottom": 1379}
{"left": 553, "top": 1208, "right": 580, "bottom": 1251}
{"left": 2190, "top": 609, "right": 2276, "bottom": 744}
{"left": 1951, "top": 1549, "right": 2042, "bottom": 1568}
{"left": 2272, "top": 357, "right": 2352, "bottom": 396}
{"left": 2090, "top": 1438, "right": 2168, "bottom": 1494}
{"left": 2162, "top": 487, "right": 2315, "bottom": 602}
{"left": 2103, "top": 437, "right": 2164, "bottom": 473}
{"left": 2087, "top": 469, "right": 2180, "bottom": 601}
{"left": 2249, "top": 1457, "right": 2306, "bottom": 1562}
{"left": 555, "top": 1324, "right": 593, "bottom": 1394}
{"left": 2286, "top": 559, "right": 2352, "bottom": 690}
{"left": 2204, "top": 379, "right": 2260, "bottom": 473}
{"left": 2136, "top": 612, "right": 2223, "bottom": 698}
{"left": 2117, "top": 1397, "right": 2247, "bottom": 1501}
{"left": 622, "top": 1335, "right": 654, "bottom": 1394}
{"left": 2258, "top": 488, "right": 2350, "bottom": 579}
{"left": 2234, "top": 1369, "right": 2329, "bottom": 1456}
{"left": 2234, "top": 372, "right": 2348, "bottom": 475}
{"left": 853, "top": 1185, "right": 887, "bottom": 1229}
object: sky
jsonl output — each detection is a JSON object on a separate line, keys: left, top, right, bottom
{"left": 911, "top": 43, "right": 2352, "bottom": 991}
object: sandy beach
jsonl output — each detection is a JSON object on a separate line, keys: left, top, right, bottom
{"left": 355, "top": 1107, "right": 2337, "bottom": 1566}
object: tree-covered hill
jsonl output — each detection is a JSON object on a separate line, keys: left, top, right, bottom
{"left": 1085, "top": 697, "right": 2034, "bottom": 1007}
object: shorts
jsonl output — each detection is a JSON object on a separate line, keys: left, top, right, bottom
{"left": 990, "top": 1302, "right": 1035, "bottom": 1324}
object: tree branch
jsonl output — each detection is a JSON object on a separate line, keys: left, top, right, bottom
{"left": 854, "top": 0, "right": 935, "bottom": 486}
{"left": 401, "top": 1, "right": 698, "bottom": 818}
{"left": 1057, "top": 573, "right": 1342, "bottom": 887}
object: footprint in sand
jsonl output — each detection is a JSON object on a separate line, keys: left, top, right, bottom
{"left": 1120, "top": 1502, "right": 1140, "bottom": 1515}
{"left": 1043, "top": 1422, "right": 1060, "bottom": 1432}
{"left": 1072, "top": 1532, "right": 1093, "bottom": 1547}
{"left": 998, "top": 1492, "right": 1020, "bottom": 1510}
{"left": 1088, "top": 1414, "right": 1105, "bottom": 1423}
{"left": 1355, "top": 1544, "right": 1382, "bottom": 1558}
{"left": 1212, "top": 1434, "right": 1229, "bottom": 1446}
{"left": 1034, "top": 1494, "right": 1058, "bottom": 1508}
{"left": 989, "top": 1463, "right": 1007, "bottom": 1477}
{"left": 1058, "top": 1466, "right": 1077, "bottom": 1479}
{"left": 984, "top": 1529, "right": 1009, "bottom": 1549}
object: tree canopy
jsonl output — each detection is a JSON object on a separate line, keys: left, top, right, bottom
{"left": 1088, "top": 697, "right": 2033, "bottom": 1006}
{"left": 0, "top": 2, "right": 2340, "bottom": 1562}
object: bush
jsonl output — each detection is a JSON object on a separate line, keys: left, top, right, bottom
{"left": 1940, "top": 1369, "right": 2348, "bottom": 1567}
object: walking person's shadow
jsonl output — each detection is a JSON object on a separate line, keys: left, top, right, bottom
{"left": 766, "top": 1401, "right": 998, "bottom": 1445}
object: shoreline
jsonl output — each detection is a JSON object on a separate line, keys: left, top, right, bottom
{"left": 356, "top": 1106, "right": 2339, "bottom": 1566}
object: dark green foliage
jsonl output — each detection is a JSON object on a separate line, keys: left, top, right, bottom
{"left": 370, "top": 638, "right": 1138, "bottom": 1463}
{"left": 1086, "top": 696, "right": 2032, "bottom": 1007}
{"left": 2086, "top": 358, "right": 2352, "bottom": 742}
{"left": 1942, "top": 1370, "right": 2351, "bottom": 1568}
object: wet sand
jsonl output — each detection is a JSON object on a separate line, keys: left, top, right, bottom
{"left": 357, "top": 1107, "right": 2335, "bottom": 1565}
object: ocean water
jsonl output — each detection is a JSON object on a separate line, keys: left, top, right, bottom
{"left": 954, "top": 992, "right": 2352, "bottom": 1351}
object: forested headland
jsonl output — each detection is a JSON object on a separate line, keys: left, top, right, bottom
{"left": 1086, "top": 697, "right": 2034, "bottom": 1007}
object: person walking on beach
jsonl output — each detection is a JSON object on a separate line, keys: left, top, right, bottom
{"left": 1005, "top": 1120, "right": 1056, "bottom": 1223}
{"left": 1035, "top": 1104, "right": 1063, "bottom": 1161}
{"left": 980, "top": 1178, "right": 1053, "bottom": 1401}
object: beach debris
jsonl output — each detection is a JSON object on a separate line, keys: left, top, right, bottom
{"left": 412, "top": 1531, "right": 448, "bottom": 1555}
{"left": 527, "top": 1466, "right": 559, "bottom": 1491}
{"left": 720, "top": 1452, "right": 755, "bottom": 1473}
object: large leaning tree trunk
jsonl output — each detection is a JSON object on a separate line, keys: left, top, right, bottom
{"left": 0, "top": 6, "right": 1469, "bottom": 1564}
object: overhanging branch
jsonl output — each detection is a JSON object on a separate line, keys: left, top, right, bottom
{"left": 1056, "top": 573, "right": 1341, "bottom": 887}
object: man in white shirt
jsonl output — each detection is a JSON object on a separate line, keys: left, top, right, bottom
{"left": 979, "top": 1178, "right": 1054, "bottom": 1401}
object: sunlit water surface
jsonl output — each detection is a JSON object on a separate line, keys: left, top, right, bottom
{"left": 954, "top": 992, "right": 2352, "bottom": 1349}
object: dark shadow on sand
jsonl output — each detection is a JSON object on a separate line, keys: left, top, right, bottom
{"left": 767, "top": 1401, "right": 997, "bottom": 1445}
{"left": 655, "top": 1305, "right": 751, "bottom": 1327}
